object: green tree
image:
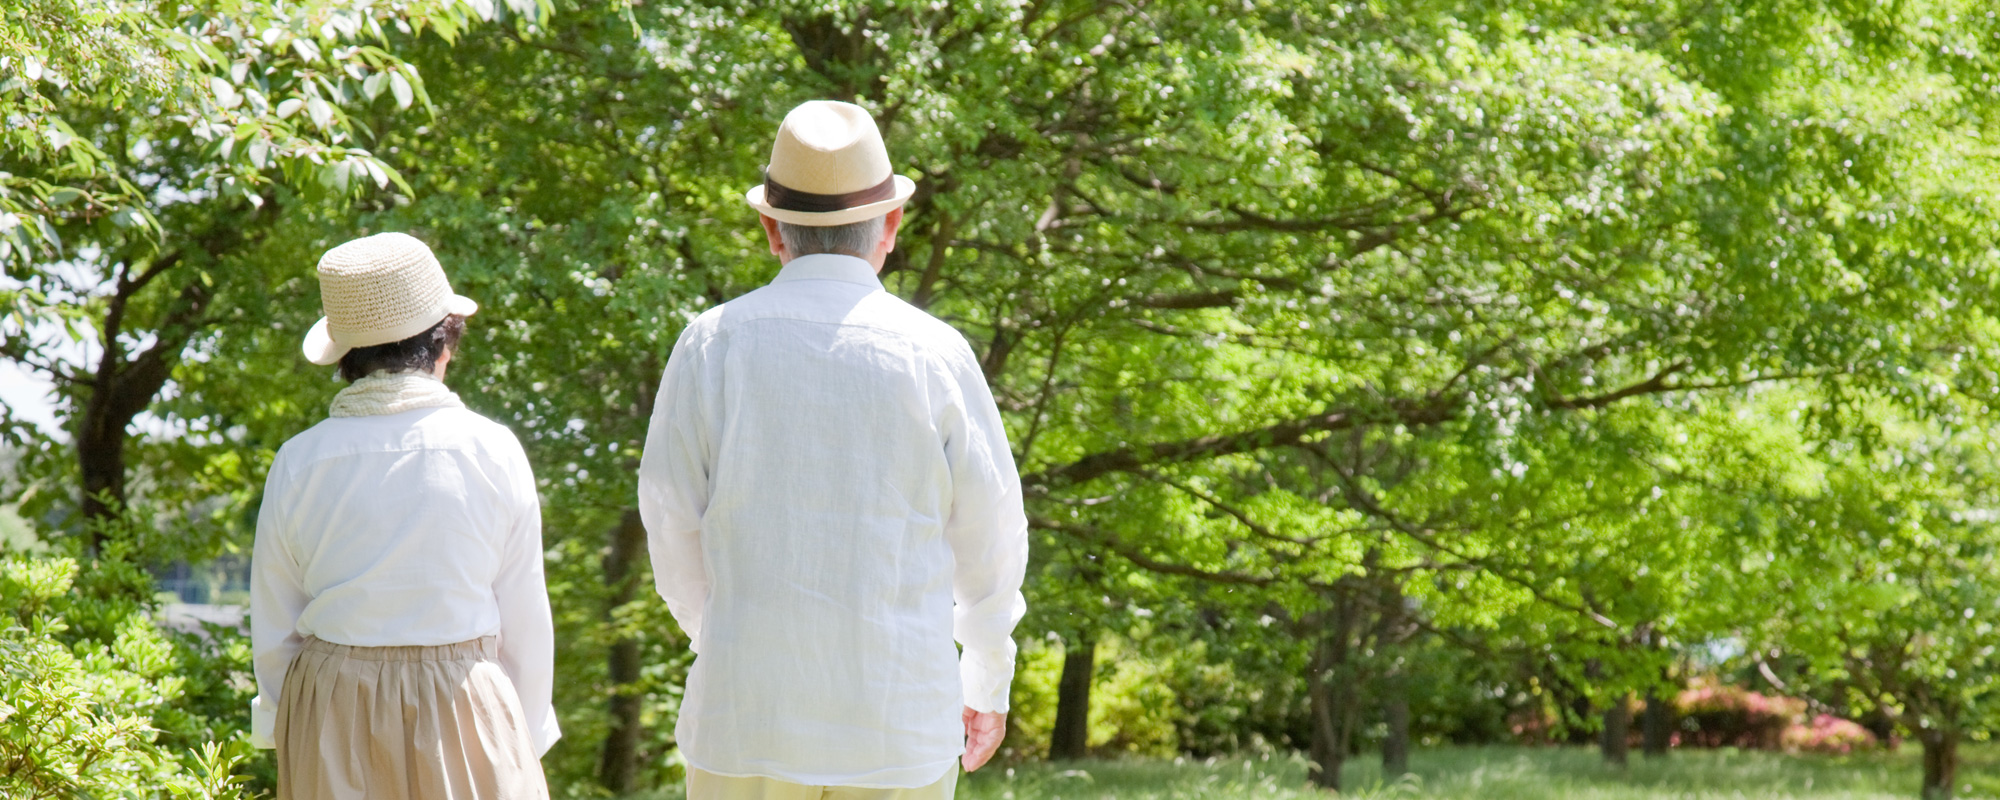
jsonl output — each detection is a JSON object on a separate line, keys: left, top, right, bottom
{"left": 2, "top": 1, "right": 539, "bottom": 792}
{"left": 17, "top": 1, "right": 2000, "bottom": 798}
{"left": 183, "top": 0, "right": 2000, "bottom": 794}
{"left": 1737, "top": 394, "right": 2000, "bottom": 800}
{"left": 1, "top": 0, "right": 528, "bottom": 543}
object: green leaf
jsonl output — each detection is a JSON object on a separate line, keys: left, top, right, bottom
{"left": 209, "top": 76, "right": 240, "bottom": 109}
{"left": 306, "top": 97, "right": 333, "bottom": 129}
{"left": 389, "top": 70, "right": 413, "bottom": 110}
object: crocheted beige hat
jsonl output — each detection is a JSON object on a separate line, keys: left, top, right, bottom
{"left": 744, "top": 100, "right": 916, "bottom": 226}
{"left": 301, "top": 232, "right": 478, "bottom": 365}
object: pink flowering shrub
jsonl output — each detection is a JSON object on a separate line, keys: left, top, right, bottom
{"left": 1781, "top": 714, "right": 1877, "bottom": 754}
{"left": 1675, "top": 683, "right": 1805, "bottom": 749}
{"left": 1506, "top": 705, "right": 1559, "bottom": 745}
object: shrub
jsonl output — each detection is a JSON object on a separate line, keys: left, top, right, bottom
{"left": 0, "top": 555, "right": 251, "bottom": 800}
{"left": 1781, "top": 713, "right": 1876, "bottom": 754}
{"left": 1506, "top": 703, "right": 1561, "bottom": 745}
{"left": 1006, "top": 634, "right": 1183, "bottom": 760}
{"left": 1674, "top": 682, "right": 1804, "bottom": 750}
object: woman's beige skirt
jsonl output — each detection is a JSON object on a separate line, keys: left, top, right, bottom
{"left": 276, "top": 636, "right": 549, "bottom": 800}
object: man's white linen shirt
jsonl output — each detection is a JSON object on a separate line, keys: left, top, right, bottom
{"left": 248, "top": 405, "right": 561, "bottom": 755}
{"left": 639, "top": 253, "right": 1030, "bottom": 789}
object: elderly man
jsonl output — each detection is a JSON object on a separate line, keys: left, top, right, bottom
{"left": 638, "top": 100, "right": 1029, "bottom": 800}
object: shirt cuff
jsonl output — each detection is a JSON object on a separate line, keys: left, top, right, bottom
{"left": 250, "top": 695, "right": 277, "bottom": 749}
{"left": 960, "top": 647, "right": 1014, "bottom": 713}
{"left": 531, "top": 707, "right": 563, "bottom": 756}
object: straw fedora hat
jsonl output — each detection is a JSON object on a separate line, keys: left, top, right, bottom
{"left": 301, "top": 232, "right": 478, "bottom": 365}
{"left": 744, "top": 100, "right": 916, "bottom": 226}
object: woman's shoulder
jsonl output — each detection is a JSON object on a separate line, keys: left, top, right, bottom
{"left": 278, "top": 406, "right": 524, "bottom": 466}
{"left": 413, "top": 406, "right": 526, "bottom": 449}
{"left": 425, "top": 407, "right": 533, "bottom": 468}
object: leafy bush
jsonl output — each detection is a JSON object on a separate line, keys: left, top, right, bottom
{"left": 0, "top": 555, "right": 251, "bottom": 800}
{"left": 1007, "top": 634, "right": 1181, "bottom": 760}
{"left": 1168, "top": 637, "right": 1310, "bottom": 757}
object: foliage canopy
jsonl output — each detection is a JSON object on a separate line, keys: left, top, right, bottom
{"left": 9, "top": 0, "right": 2000, "bottom": 797}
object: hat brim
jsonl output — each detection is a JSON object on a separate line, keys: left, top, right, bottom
{"left": 745, "top": 175, "right": 917, "bottom": 227}
{"left": 302, "top": 317, "right": 348, "bottom": 365}
{"left": 445, "top": 293, "right": 479, "bottom": 318}
{"left": 301, "top": 293, "right": 479, "bottom": 366}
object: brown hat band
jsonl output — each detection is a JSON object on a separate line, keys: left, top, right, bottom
{"left": 763, "top": 171, "right": 897, "bottom": 214}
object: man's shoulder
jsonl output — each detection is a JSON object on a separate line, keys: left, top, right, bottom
{"left": 692, "top": 284, "right": 974, "bottom": 361}
{"left": 670, "top": 302, "right": 733, "bottom": 350}
{"left": 868, "top": 296, "right": 978, "bottom": 362}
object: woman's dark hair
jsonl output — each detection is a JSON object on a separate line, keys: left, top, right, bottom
{"left": 338, "top": 314, "right": 467, "bottom": 382}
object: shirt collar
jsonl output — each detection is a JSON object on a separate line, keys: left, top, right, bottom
{"left": 771, "top": 253, "right": 883, "bottom": 290}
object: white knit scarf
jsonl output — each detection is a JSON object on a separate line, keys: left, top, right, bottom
{"left": 329, "top": 370, "right": 465, "bottom": 418}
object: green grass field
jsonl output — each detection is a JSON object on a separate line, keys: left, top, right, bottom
{"left": 950, "top": 746, "right": 2000, "bottom": 800}
{"left": 617, "top": 745, "right": 2000, "bottom": 799}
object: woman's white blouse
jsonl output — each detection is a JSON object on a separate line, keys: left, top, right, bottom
{"left": 248, "top": 406, "right": 560, "bottom": 755}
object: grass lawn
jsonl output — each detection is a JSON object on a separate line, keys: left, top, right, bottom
{"left": 951, "top": 745, "right": 2000, "bottom": 800}
{"left": 619, "top": 745, "right": 2000, "bottom": 799}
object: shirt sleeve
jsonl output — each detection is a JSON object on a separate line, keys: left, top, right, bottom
{"left": 940, "top": 346, "right": 1030, "bottom": 714}
{"left": 639, "top": 329, "right": 713, "bottom": 651}
{"left": 248, "top": 460, "right": 307, "bottom": 749}
{"left": 493, "top": 435, "right": 561, "bottom": 756}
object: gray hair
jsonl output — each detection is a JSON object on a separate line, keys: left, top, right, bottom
{"left": 777, "top": 214, "right": 887, "bottom": 258}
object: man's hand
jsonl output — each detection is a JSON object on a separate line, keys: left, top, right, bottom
{"left": 962, "top": 707, "right": 1007, "bottom": 772}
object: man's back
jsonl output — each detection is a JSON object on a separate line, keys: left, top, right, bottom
{"left": 639, "top": 253, "right": 1026, "bottom": 787}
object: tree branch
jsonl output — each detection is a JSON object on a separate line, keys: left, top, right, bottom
{"left": 1316, "top": 447, "right": 1620, "bottom": 631}
{"left": 1024, "top": 346, "right": 1800, "bottom": 491}
{"left": 1022, "top": 394, "right": 1460, "bottom": 490}
{"left": 1031, "top": 516, "right": 1277, "bottom": 587}
{"left": 1135, "top": 289, "right": 1239, "bottom": 309}
{"left": 102, "top": 279, "right": 211, "bottom": 426}
{"left": 910, "top": 209, "right": 956, "bottom": 309}
{"left": 1144, "top": 471, "right": 1320, "bottom": 547}
{"left": 1544, "top": 361, "right": 1690, "bottom": 410}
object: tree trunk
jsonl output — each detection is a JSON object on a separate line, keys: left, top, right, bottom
{"left": 77, "top": 399, "right": 129, "bottom": 529}
{"left": 1049, "top": 635, "right": 1096, "bottom": 760}
{"left": 79, "top": 281, "right": 210, "bottom": 537}
{"left": 72, "top": 244, "right": 220, "bottom": 551}
{"left": 1307, "top": 630, "right": 1344, "bottom": 790}
{"left": 1641, "top": 686, "right": 1671, "bottom": 757}
{"left": 1918, "top": 728, "right": 1958, "bottom": 800}
{"left": 1601, "top": 695, "right": 1630, "bottom": 767}
{"left": 1862, "top": 708, "right": 1897, "bottom": 752}
{"left": 1376, "top": 580, "right": 1410, "bottom": 778}
{"left": 780, "top": 9, "right": 887, "bottom": 105}
{"left": 597, "top": 509, "right": 648, "bottom": 793}
{"left": 1381, "top": 675, "right": 1410, "bottom": 778}
{"left": 1563, "top": 691, "right": 1596, "bottom": 744}
{"left": 1307, "top": 589, "right": 1361, "bottom": 791}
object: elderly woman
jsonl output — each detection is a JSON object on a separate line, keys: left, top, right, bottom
{"left": 249, "top": 232, "right": 559, "bottom": 800}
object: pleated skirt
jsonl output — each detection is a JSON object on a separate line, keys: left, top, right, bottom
{"left": 275, "top": 635, "right": 550, "bottom": 800}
